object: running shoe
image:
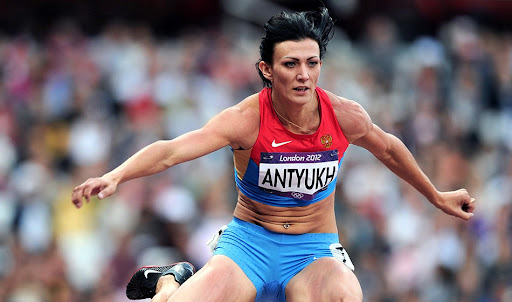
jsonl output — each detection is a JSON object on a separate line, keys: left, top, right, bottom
{"left": 126, "top": 262, "right": 195, "bottom": 300}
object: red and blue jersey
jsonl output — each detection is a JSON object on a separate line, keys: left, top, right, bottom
{"left": 232, "top": 87, "right": 349, "bottom": 207}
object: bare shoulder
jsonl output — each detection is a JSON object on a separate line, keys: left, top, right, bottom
{"left": 232, "top": 93, "right": 260, "bottom": 117}
{"left": 324, "top": 90, "right": 372, "bottom": 143}
{"left": 217, "top": 93, "right": 260, "bottom": 149}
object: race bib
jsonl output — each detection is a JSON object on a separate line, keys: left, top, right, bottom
{"left": 258, "top": 150, "right": 339, "bottom": 200}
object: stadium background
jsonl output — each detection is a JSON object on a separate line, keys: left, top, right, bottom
{"left": 0, "top": 0, "right": 511, "bottom": 301}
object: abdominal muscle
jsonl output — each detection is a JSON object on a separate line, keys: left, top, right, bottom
{"left": 232, "top": 190, "right": 339, "bottom": 234}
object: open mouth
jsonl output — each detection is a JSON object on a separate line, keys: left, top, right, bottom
{"left": 294, "top": 87, "right": 308, "bottom": 92}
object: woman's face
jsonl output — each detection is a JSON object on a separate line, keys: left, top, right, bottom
{"left": 261, "top": 38, "right": 322, "bottom": 103}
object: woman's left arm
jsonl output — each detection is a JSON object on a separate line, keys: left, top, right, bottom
{"left": 330, "top": 93, "right": 475, "bottom": 220}
{"left": 353, "top": 123, "right": 475, "bottom": 220}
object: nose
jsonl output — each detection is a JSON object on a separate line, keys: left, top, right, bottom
{"left": 297, "top": 64, "right": 309, "bottom": 82}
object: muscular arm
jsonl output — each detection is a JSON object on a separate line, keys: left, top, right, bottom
{"left": 106, "top": 106, "right": 250, "bottom": 183}
{"left": 72, "top": 96, "right": 259, "bottom": 208}
{"left": 329, "top": 92, "right": 475, "bottom": 220}
{"left": 353, "top": 124, "right": 442, "bottom": 202}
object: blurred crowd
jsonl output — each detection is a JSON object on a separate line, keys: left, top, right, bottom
{"left": 0, "top": 11, "right": 511, "bottom": 302}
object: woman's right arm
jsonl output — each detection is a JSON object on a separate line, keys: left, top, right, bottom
{"left": 71, "top": 97, "right": 259, "bottom": 208}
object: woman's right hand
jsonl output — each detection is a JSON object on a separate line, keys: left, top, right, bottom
{"left": 71, "top": 175, "right": 118, "bottom": 209}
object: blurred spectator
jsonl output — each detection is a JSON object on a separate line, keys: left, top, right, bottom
{"left": 0, "top": 4, "right": 511, "bottom": 301}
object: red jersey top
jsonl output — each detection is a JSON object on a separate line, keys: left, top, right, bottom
{"left": 232, "top": 87, "right": 349, "bottom": 207}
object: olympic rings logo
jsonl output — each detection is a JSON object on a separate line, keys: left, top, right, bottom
{"left": 291, "top": 192, "right": 305, "bottom": 199}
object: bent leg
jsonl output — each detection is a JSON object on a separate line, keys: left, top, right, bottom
{"left": 167, "top": 255, "right": 257, "bottom": 302}
{"left": 150, "top": 276, "right": 180, "bottom": 302}
{"left": 285, "top": 257, "right": 363, "bottom": 302}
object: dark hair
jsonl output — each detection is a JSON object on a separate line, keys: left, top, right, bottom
{"left": 256, "top": 7, "right": 335, "bottom": 87}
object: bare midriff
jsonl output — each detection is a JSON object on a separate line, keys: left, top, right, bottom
{"left": 232, "top": 190, "right": 339, "bottom": 234}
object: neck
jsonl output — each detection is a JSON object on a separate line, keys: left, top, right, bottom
{"left": 271, "top": 90, "right": 319, "bottom": 134}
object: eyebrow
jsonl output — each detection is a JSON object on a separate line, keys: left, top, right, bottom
{"left": 283, "top": 56, "right": 320, "bottom": 61}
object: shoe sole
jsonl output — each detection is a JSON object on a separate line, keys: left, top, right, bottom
{"left": 126, "top": 262, "right": 195, "bottom": 300}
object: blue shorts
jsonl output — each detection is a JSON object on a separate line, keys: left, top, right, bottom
{"left": 213, "top": 217, "right": 350, "bottom": 302}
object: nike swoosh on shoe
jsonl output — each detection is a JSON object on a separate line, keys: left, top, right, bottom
{"left": 144, "top": 269, "right": 161, "bottom": 279}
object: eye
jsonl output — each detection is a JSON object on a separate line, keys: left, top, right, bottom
{"left": 308, "top": 61, "right": 319, "bottom": 67}
{"left": 284, "top": 61, "right": 296, "bottom": 68}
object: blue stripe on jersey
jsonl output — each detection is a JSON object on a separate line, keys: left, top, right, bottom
{"left": 234, "top": 156, "right": 344, "bottom": 207}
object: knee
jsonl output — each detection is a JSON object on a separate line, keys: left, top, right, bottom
{"left": 332, "top": 286, "right": 363, "bottom": 302}
{"left": 151, "top": 289, "right": 172, "bottom": 302}
{"left": 328, "top": 271, "right": 363, "bottom": 302}
{"left": 286, "top": 280, "right": 362, "bottom": 302}
{"left": 333, "top": 284, "right": 363, "bottom": 301}
{"left": 286, "top": 259, "right": 363, "bottom": 302}
{"left": 340, "top": 296, "right": 362, "bottom": 302}
{"left": 201, "top": 255, "right": 251, "bottom": 285}
{"left": 152, "top": 275, "right": 179, "bottom": 302}
{"left": 324, "top": 259, "right": 363, "bottom": 302}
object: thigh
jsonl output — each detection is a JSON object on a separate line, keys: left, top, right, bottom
{"left": 168, "top": 255, "right": 257, "bottom": 302}
{"left": 285, "top": 257, "right": 363, "bottom": 302}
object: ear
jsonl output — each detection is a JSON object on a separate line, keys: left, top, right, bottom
{"left": 258, "top": 61, "right": 273, "bottom": 82}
